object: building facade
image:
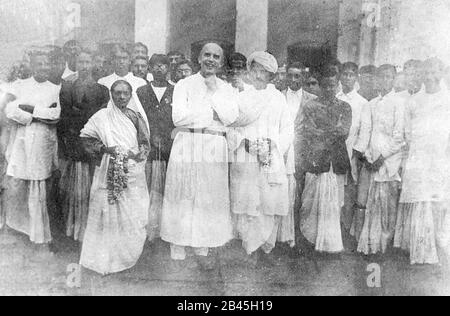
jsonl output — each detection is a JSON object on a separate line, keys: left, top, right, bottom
{"left": 1, "top": 0, "right": 450, "bottom": 79}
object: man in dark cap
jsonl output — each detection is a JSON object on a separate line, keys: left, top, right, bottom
{"left": 227, "top": 52, "right": 250, "bottom": 92}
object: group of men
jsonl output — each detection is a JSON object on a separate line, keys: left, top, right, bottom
{"left": 0, "top": 38, "right": 449, "bottom": 275}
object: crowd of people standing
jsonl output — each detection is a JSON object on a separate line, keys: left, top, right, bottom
{"left": 0, "top": 38, "right": 449, "bottom": 276}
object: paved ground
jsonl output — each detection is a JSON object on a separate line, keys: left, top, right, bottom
{"left": 0, "top": 228, "right": 449, "bottom": 296}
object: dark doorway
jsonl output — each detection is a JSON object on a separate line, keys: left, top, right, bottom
{"left": 287, "top": 41, "right": 336, "bottom": 72}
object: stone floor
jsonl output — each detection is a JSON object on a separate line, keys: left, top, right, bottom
{"left": 1, "top": 228, "right": 449, "bottom": 296}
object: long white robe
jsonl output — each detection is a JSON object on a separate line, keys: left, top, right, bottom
{"left": 354, "top": 90, "right": 406, "bottom": 254}
{"left": 394, "top": 89, "right": 450, "bottom": 264}
{"left": 98, "top": 72, "right": 149, "bottom": 130}
{"left": 228, "top": 84, "right": 293, "bottom": 254}
{"left": 2, "top": 77, "right": 60, "bottom": 244}
{"left": 79, "top": 102, "right": 149, "bottom": 275}
{"left": 160, "top": 73, "right": 239, "bottom": 250}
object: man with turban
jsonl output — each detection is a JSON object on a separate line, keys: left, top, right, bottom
{"left": 228, "top": 51, "right": 294, "bottom": 263}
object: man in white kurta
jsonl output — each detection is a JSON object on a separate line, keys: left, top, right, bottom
{"left": 98, "top": 47, "right": 148, "bottom": 130}
{"left": 229, "top": 52, "right": 293, "bottom": 256}
{"left": 282, "top": 62, "right": 316, "bottom": 248}
{"left": 395, "top": 58, "right": 450, "bottom": 266}
{"left": 353, "top": 65, "right": 406, "bottom": 255}
{"left": 160, "top": 43, "right": 239, "bottom": 261}
{"left": 3, "top": 52, "right": 61, "bottom": 245}
{"left": 337, "top": 62, "right": 368, "bottom": 239}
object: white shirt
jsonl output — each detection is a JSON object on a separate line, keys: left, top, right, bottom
{"left": 98, "top": 72, "right": 149, "bottom": 130}
{"left": 354, "top": 90, "right": 406, "bottom": 182}
{"left": 62, "top": 63, "right": 78, "bottom": 81}
{"left": 337, "top": 88, "right": 368, "bottom": 180}
{"left": 151, "top": 84, "right": 167, "bottom": 103}
{"left": 285, "top": 88, "right": 304, "bottom": 120}
{"left": 401, "top": 89, "right": 450, "bottom": 202}
{"left": 172, "top": 73, "right": 238, "bottom": 130}
{"left": 4, "top": 77, "right": 61, "bottom": 180}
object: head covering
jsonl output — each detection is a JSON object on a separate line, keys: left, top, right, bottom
{"left": 247, "top": 51, "right": 278, "bottom": 74}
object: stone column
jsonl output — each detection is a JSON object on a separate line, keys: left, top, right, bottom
{"left": 235, "top": 0, "right": 268, "bottom": 57}
{"left": 135, "top": 0, "right": 168, "bottom": 54}
{"left": 337, "top": 0, "right": 363, "bottom": 64}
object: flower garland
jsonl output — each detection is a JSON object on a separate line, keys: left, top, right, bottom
{"left": 248, "top": 138, "right": 273, "bottom": 172}
{"left": 107, "top": 150, "right": 129, "bottom": 204}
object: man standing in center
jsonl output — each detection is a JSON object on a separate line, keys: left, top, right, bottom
{"left": 160, "top": 43, "right": 239, "bottom": 263}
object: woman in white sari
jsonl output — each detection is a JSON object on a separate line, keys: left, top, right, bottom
{"left": 79, "top": 80, "right": 150, "bottom": 275}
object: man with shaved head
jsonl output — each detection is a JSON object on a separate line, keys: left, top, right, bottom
{"left": 160, "top": 43, "right": 239, "bottom": 267}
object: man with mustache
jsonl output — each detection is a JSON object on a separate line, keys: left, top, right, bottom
{"left": 132, "top": 55, "right": 150, "bottom": 82}
{"left": 160, "top": 43, "right": 239, "bottom": 268}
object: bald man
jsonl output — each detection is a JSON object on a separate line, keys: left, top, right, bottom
{"left": 160, "top": 43, "right": 239, "bottom": 265}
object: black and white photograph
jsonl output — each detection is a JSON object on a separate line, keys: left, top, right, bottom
{"left": 0, "top": 0, "right": 450, "bottom": 298}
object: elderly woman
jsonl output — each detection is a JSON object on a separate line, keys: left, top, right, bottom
{"left": 58, "top": 49, "right": 110, "bottom": 242}
{"left": 228, "top": 51, "right": 294, "bottom": 261}
{"left": 79, "top": 80, "right": 150, "bottom": 275}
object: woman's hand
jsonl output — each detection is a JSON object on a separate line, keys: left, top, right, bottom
{"left": 104, "top": 146, "right": 118, "bottom": 155}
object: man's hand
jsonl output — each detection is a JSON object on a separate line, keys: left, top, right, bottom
{"left": 19, "top": 104, "right": 34, "bottom": 114}
{"left": 104, "top": 146, "right": 118, "bottom": 155}
{"left": 232, "top": 77, "right": 245, "bottom": 92}
{"left": 371, "top": 156, "right": 385, "bottom": 172}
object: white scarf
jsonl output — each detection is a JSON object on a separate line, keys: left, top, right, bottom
{"left": 80, "top": 99, "right": 139, "bottom": 152}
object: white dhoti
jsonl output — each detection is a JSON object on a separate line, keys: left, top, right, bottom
{"left": 395, "top": 202, "right": 450, "bottom": 265}
{"left": 276, "top": 174, "right": 296, "bottom": 246}
{"left": 231, "top": 161, "right": 290, "bottom": 255}
{"left": 146, "top": 160, "right": 167, "bottom": 241}
{"left": 3, "top": 177, "right": 52, "bottom": 244}
{"left": 161, "top": 132, "right": 234, "bottom": 259}
{"left": 300, "top": 168, "right": 345, "bottom": 253}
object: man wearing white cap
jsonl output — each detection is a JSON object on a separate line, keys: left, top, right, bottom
{"left": 228, "top": 51, "right": 294, "bottom": 262}
{"left": 160, "top": 43, "right": 239, "bottom": 265}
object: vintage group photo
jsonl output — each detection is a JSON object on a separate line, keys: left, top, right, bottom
{"left": 0, "top": 0, "right": 449, "bottom": 297}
